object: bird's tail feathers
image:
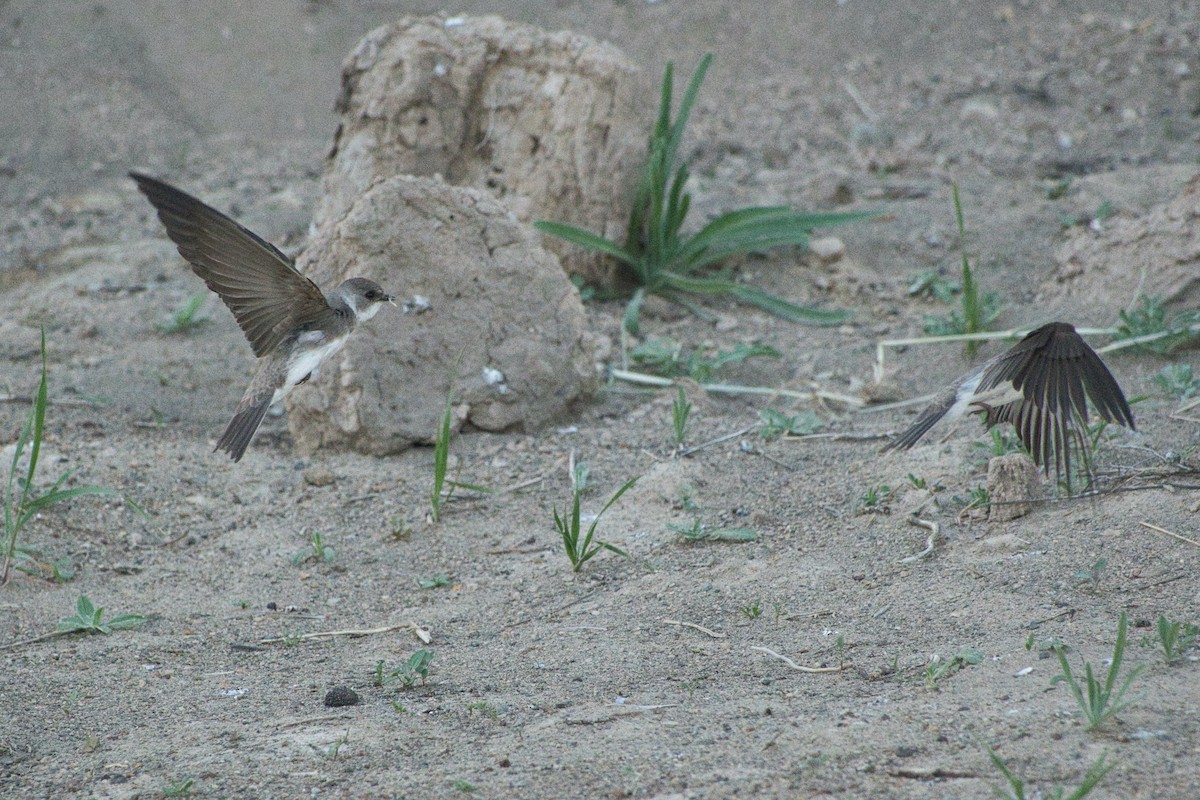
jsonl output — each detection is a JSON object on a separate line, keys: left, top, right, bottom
{"left": 215, "top": 394, "right": 271, "bottom": 462}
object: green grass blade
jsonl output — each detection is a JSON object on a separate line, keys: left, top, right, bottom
{"left": 534, "top": 221, "right": 637, "bottom": 266}
{"left": 624, "top": 287, "right": 647, "bottom": 336}
{"left": 24, "top": 328, "right": 49, "bottom": 506}
{"left": 660, "top": 273, "right": 850, "bottom": 324}
{"left": 21, "top": 486, "right": 116, "bottom": 515}
{"left": 664, "top": 54, "right": 711, "bottom": 173}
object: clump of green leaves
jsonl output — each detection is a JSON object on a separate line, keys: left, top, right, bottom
{"left": 758, "top": 408, "right": 822, "bottom": 440}
{"left": 536, "top": 54, "right": 869, "bottom": 334}
{"left": 162, "top": 777, "right": 196, "bottom": 798}
{"left": 56, "top": 594, "right": 146, "bottom": 635}
{"left": 907, "top": 269, "right": 960, "bottom": 303}
{"left": 291, "top": 530, "right": 334, "bottom": 566}
{"left": 630, "top": 338, "right": 780, "bottom": 382}
{"left": 3, "top": 330, "right": 113, "bottom": 584}
{"left": 375, "top": 650, "right": 435, "bottom": 689}
{"left": 1153, "top": 363, "right": 1200, "bottom": 400}
{"left": 1154, "top": 614, "right": 1198, "bottom": 664}
{"left": 1114, "top": 295, "right": 1200, "bottom": 355}
{"left": 671, "top": 386, "right": 692, "bottom": 448}
{"left": 417, "top": 573, "right": 453, "bottom": 589}
{"left": 923, "top": 185, "right": 1003, "bottom": 356}
{"left": 553, "top": 465, "right": 636, "bottom": 572}
{"left": 1072, "top": 557, "right": 1107, "bottom": 591}
{"left": 986, "top": 746, "right": 1114, "bottom": 800}
{"left": 668, "top": 519, "right": 757, "bottom": 543}
{"left": 924, "top": 647, "right": 983, "bottom": 689}
{"left": 1051, "top": 612, "right": 1145, "bottom": 730}
{"left": 741, "top": 600, "right": 763, "bottom": 619}
{"left": 853, "top": 484, "right": 891, "bottom": 514}
{"left": 155, "top": 294, "right": 209, "bottom": 334}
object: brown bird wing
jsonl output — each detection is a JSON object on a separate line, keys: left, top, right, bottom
{"left": 131, "top": 172, "right": 336, "bottom": 358}
{"left": 976, "top": 322, "right": 1134, "bottom": 485}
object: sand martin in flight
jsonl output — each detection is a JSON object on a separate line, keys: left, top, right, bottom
{"left": 132, "top": 172, "right": 394, "bottom": 461}
{"left": 883, "top": 322, "right": 1134, "bottom": 488}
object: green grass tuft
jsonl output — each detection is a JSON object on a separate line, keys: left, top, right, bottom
{"left": 536, "top": 54, "right": 871, "bottom": 334}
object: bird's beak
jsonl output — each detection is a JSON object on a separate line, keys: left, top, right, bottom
{"left": 385, "top": 294, "right": 397, "bottom": 306}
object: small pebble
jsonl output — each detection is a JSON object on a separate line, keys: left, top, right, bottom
{"left": 304, "top": 466, "right": 336, "bottom": 487}
{"left": 323, "top": 686, "right": 360, "bottom": 707}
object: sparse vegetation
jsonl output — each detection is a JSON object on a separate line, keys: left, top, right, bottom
{"left": 757, "top": 408, "right": 822, "bottom": 440}
{"left": 669, "top": 519, "right": 757, "bottom": 543}
{"left": 741, "top": 600, "right": 763, "bottom": 619}
{"left": 1154, "top": 363, "right": 1200, "bottom": 400}
{"left": 466, "top": 701, "right": 500, "bottom": 719}
{"left": 430, "top": 373, "right": 491, "bottom": 523}
{"left": 291, "top": 530, "right": 334, "bottom": 566}
{"left": 56, "top": 594, "right": 146, "bottom": 636}
{"left": 986, "top": 746, "right": 1114, "bottom": 800}
{"left": 553, "top": 466, "right": 637, "bottom": 572}
{"left": 3, "top": 331, "right": 113, "bottom": 584}
{"left": 1113, "top": 295, "right": 1200, "bottom": 355}
{"left": 155, "top": 294, "right": 209, "bottom": 334}
{"left": 1153, "top": 614, "right": 1198, "bottom": 665}
{"left": 1072, "top": 557, "right": 1107, "bottom": 592}
{"left": 536, "top": 53, "right": 869, "bottom": 334}
{"left": 162, "top": 777, "right": 196, "bottom": 798}
{"left": 923, "top": 647, "right": 983, "bottom": 688}
{"left": 376, "top": 650, "right": 435, "bottom": 689}
{"left": 1051, "top": 612, "right": 1145, "bottom": 730}
{"left": 853, "top": 484, "right": 891, "bottom": 514}
{"left": 417, "top": 573, "right": 453, "bottom": 589}
{"left": 671, "top": 385, "right": 692, "bottom": 448}
{"left": 629, "top": 338, "right": 781, "bottom": 382}
{"left": 923, "top": 185, "right": 1003, "bottom": 356}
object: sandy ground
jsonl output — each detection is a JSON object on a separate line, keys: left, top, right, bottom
{"left": 2, "top": 1, "right": 1200, "bottom": 798}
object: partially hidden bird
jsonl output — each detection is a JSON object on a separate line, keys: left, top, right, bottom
{"left": 882, "top": 321, "right": 1134, "bottom": 489}
{"left": 131, "top": 172, "right": 394, "bottom": 462}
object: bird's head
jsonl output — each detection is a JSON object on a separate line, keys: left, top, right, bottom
{"left": 336, "top": 277, "right": 396, "bottom": 321}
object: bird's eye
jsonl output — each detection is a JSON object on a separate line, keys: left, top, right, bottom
{"left": 366, "top": 290, "right": 379, "bottom": 300}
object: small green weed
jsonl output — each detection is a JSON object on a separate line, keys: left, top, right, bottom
{"left": 291, "top": 530, "right": 334, "bottom": 566}
{"left": 536, "top": 54, "right": 869, "bottom": 334}
{"left": 417, "top": 573, "right": 452, "bottom": 589}
{"left": 758, "top": 408, "right": 822, "bottom": 440}
{"left": 1051, "top": 612, "right": 1145, "bottom": 730}
{"left": 3, "top": 331, "right": 113, "bottom": 584}
{"left": 553, "top": 466, "right": 637, "bottom": 572}
{"left": 1114, "top": 295, "right": 1200, "bottom": 355}
{"left": 671, "top": 386, "right": 692, "bottom": 448}
{"left": 921, "top": 647, "right": 979, "bottom": 690}
{"left": 376, "top": 650, "right": 435, "bottom": 689}
{"left": 155, "top": 294, "right": 209, "bottom": 334}
{"left": 466, "top": 701, "right": 500, "bottom": 720}
{"left": 1154, "top": 363, "right": 1200, "bottom": 400}
{"left": 853, "top": 484, "right": 891, "bottom": 514}
{"left": 162, "top": 777, "right": 195, "bottom": 798}
{"left": 924, "top": 647, "right": 983, "bottom": 688}
{"left": 741, "top": 600, "right": 763, "bottom": 619}
{"left": 630, "top": 338, "right": 781, "bottom": 382}
{"left": 669, "top": 519, "right": 757, "bottom": 543}
{"left": 986, "top": 746, "right": 1114, "bottom": 800}
{"left": 453, "top": 779, "right": 477, "bottom": 794}
{"left": 907, "top": 269, "right": 960, "bottom": 303}
{"left": 429, "top": 373, "right": 491, "bottom": 523}
{"left": 1154, "top": 614, "right": 1198, "bottom": 664}
{"left": 923, "top": 186, "right": 1003, "bottom": 356}
{"left": 1072, "top": 557, "right": 1107, "bottom": 591}
{"left": 1043, "top": 176, "right": 1073, "bottom": 200}
{"left": 56, "top": 594, "right": 146, "bottom": 635}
